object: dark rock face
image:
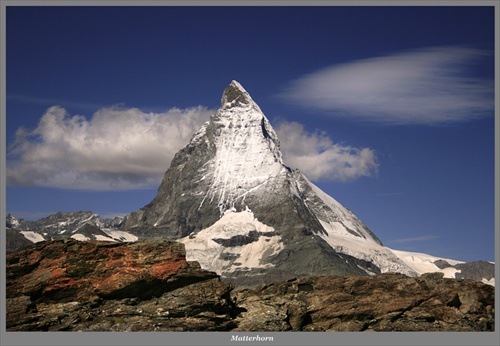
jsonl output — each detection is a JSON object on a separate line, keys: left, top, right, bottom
{"left": 433, "top": 259, "right": 452, "bottom": 269}
{"left": 453, "top": 261, "right": 495, "bottom": 282}
{"left": 433, "top": 259, "right": 495, "bottom": 283}
{"left": 6, "top": 241, "right": 495, "bottom": 332}
{"left": 232, "top": 273, "right": 495, "bottom": 332}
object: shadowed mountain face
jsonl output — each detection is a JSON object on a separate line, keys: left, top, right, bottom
{"left": 121, "top": 81, "right": 416, "bottom": 285}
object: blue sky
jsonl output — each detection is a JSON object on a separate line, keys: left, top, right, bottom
{"left": 4, "top": 5, "right": 496, "bottom": 262}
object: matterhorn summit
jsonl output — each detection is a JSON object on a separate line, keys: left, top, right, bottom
{"left": 122, "top": 81, "right": 417, "bottom": 286}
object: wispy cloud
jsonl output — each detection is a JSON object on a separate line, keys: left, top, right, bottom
{"left": 275, "top": 120, "right": 378, "bottom": 181}
{"left": 282, "top": 46, "right": 493, "bottom": 125}
{"left": 7, "top": 105, "right": 214, "bottom": 190}
{"left": 390, "top": 235, "right": 439, "bottom": 244}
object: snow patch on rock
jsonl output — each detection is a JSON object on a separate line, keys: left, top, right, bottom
{"left": 102, "top": 229, "right": 138, "bottom": 242}
{"left": 20, "top": 231, "right": 45, "bottom": 243}
{"left": 482, "top": 277, "right": 495, "bottom": 286}
{"left": 387, "top": 248, "right": 468, "bottom": 279}
{"left": 71, "top": 234, "right": 90, "bottom": 241}
{"left": 180, "top": 209, "right": 284, "bottom": 276}
{"left": 317, "top": 220, "right": 417, "bottom": 276}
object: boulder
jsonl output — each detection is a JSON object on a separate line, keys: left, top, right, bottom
{"left": 6, "top": 238, "right": 218, "bottom": 302}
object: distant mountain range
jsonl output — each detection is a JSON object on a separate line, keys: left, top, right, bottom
{"left": 6, "top": 212, "right": 133, "bottom": 246}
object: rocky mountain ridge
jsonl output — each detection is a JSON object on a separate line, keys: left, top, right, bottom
{"left": 6, "top": 239, "right": 495, "bottom": 332}
{"left": 6, "top": 212, "right": 133, "bottom": 249}
{"left": 7, "top": 212, "right": 125, "bottom": 234}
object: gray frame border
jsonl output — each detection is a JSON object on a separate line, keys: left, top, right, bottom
{"left": 1, "top": 1, "right": 498, "bottom": 346}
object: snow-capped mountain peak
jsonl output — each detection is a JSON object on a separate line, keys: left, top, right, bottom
{"left": 6, "top": 214, "right": 22, "bottom": 229}
{"left": 221, "top": 80, "right": 261, "bottom": 112}
{"left": 122, "top": 81, "right": 421, "bottom": 285}
{"left": 200, "top": 82, "right": 285, "bottom": 216}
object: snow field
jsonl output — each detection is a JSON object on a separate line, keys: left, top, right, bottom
{"left": 180, "top": 209, "right": 284, "bottom": 275}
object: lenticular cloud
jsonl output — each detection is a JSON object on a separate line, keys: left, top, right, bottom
{"left": 283, "top": 46, "right": 494, "bottom": 125}
{"left": 7, "top": 105, "right": 213, "bottom": 190}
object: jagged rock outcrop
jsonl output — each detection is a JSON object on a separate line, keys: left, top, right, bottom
{"left": 446, "top": 261, "right": 495, "bottom": 283}
{"left": 6, "top": 239, "right": 218, "bottom": 303}
{"left": 6, "top": 240, "right": 494, "bottom": 332}
{"left": 232, "top": 273, "right": 495, "bottom": 331}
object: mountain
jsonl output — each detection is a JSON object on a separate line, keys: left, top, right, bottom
{"left": 5, "top": 81, "right": 494, "bottom": 288}
{"left": 121, "top": 81, "right": 418, "bottom": 286}
{"left": 389, "top": 248, "right": 495, "bottom": 286}
{"left": 5, "top": 212, "right": 135, "bottom": 251}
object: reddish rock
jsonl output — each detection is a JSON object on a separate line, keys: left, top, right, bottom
{"left": 6, "top": 239, "right": 218, "bottom": 302}
{"left": 5, "top": 240, "right": 495, "bottom": 332}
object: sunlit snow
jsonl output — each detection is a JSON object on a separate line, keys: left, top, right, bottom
{"left": 180, "top": 208, "right": 284, "bottom": 275}
{"left": 20, "top": 231, "right": 45, "bottom": 243}
{"left": 71, "top": 234, "right": 90, "bottom": 241}
{"left": 197, "top": 82, "right": 285, "bottom": 216}
{"left": 387, "top": 248, "right": 464, "bottom": 277}
{"left": 94, "top": 234, "right": 117, "bottom": 242}
{"left": 482, "top": 278, "right": 495, "bottom": 286}
{"left": 384, "top": 248, "right": 498, "bottom": 285}
{"left": 102, "top": 229, "right": 138, "bottom": 242}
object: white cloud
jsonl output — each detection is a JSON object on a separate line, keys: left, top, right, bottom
{"left": 275, "top": 120, "right": 378, "bottom": 181}
{"left": 282, "top": 46, "right": 494, "bottom": 125}
{"left": 7, "top": 106, "right": 378, "bottom": 190}
{"left": 7, "top": 105, "right": 214, "bottom": 190}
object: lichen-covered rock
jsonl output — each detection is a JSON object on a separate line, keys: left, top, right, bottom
{"left": 6, "top": 240, "right": 494, "bottom": 332}
{"left": 6, "top": 239, "right": 218, "bottom": 303}
{"left": 232, "top": 274, "right": 495, "bottom": 332}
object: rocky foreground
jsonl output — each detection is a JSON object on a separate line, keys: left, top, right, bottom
{"left": 6, "top": 239, "right": 495, "bottom": 332}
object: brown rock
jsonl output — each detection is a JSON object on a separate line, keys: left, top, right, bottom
{"left": 6, "top": 239, "right": 218, "bottom": 302}
{"left": 6, "top": 240, "right": 495, "bottom": 332}
{"left": 232, "top": 274, "right": 495, "bottom": 332}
